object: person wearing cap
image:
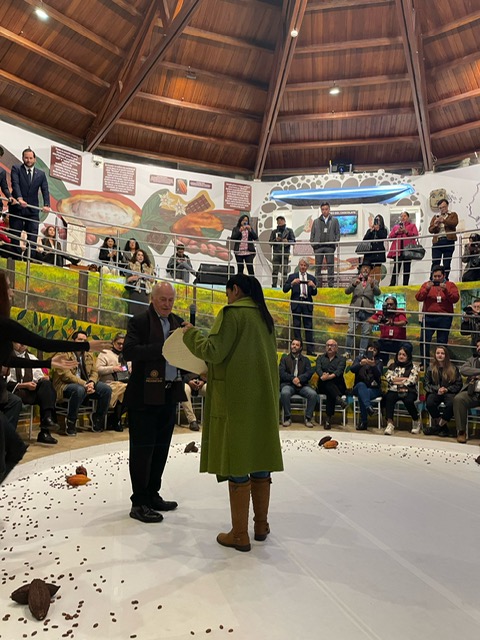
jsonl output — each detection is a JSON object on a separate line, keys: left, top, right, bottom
{"left": 269, "top": 216, "right": 295, "bottom": 288}
{"left": 344, "top": 262, "right": 380, "bottom": 358}
{"left": 166, "top": 242, "right": 196, "bottom": 283}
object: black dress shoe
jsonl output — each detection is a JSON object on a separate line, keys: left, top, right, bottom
{"left": 41, "top": 417, "right": 60, "bottom": 432}
{"left": 366, "top": 406, "right": 375, "bottom": 417}
{"left": 37, "top": 431, "right": 58, "bottom": 445}
{"left": 356, "top": 422, "right": 368, "bottom": 431}
{"left": 130, "top": 505, "right": 164, "bottom": 523}
{"left": 150, "top": 496, "right": 178, "bottom": 511}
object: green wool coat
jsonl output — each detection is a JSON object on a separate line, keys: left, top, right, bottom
{"left": 183, "top": 297, "right": 284, "bottom": 478}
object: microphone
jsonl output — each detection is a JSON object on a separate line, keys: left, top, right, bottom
{"left": 189, "top": 304, "right": 196, "bottom": 326}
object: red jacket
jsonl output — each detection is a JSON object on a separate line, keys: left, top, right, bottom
{"left": 415, "top": 281, "right": 459, "bottom": 314}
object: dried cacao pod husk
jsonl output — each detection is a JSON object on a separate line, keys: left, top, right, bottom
{"left": 318, "top": 436, "right": 332, "bottom": 447}
{"left": 28, "top": 579, "right": 51, "bottom": 620}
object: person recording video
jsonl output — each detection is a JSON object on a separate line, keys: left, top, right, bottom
{"left": 387, "top": 212, "right": 418, "bottom": 286}
{"left": 460, "top": 298, "right": 480, "bottom": 355}
{"left": 368, "top": 296, "right": 407, "bottom": 366}
{"left": 429, "top": 198, "right": 458, "bottom": 280}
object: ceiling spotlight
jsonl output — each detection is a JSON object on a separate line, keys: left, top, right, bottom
{"left": 35, "top": 2, "right": 49, "bottom": 20}
{"left": 329, "top": 83, "right": 340, "bottom": 96}
{"left": 290, "top": 29, "right": 299, "bottom": 38}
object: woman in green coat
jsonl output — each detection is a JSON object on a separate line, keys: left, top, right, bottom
{"left": 183, "top": 274, "right": 283, "bottom": 552}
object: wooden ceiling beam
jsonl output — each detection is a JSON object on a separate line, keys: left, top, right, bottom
{"left": 0, "top": 69, "right": 95, "bottom": 117}
{"left": 395, "top": 0, "right": 433, "bottom": 171}
{"left": 159, "top": 61, "right": 268, "bottom": 91}
{"left": 116, "top": 118, "right": 258, "bottom": 150}
{"left": 429, "top": 88, "right": 480, "bottom": 110}
{"left": 136, "top": 92, "right": 263, "bottom": 121}
{"left": 431, "top": 120, "right": 480, "bottom": 140}
{"left": 277, "top": 106, "right": 414, "bottom": 123}
{"left": 254, "top": 0, "right": 309, "bottom": 179}
{"left": 84, "top": 0, "right": 204, "bottom": 152}
{"left": 0, "top": 25, "right": 109, "bottom": 89}
{"left": 296, "top": 36, "right": 402, "bottom": 55}
{"left": 429, "top": 50, "right": 480, "bottom": 77}
{"left": 22, "top": 0, "right": 123, "bottom": 57}
{"left": 285, "top": 73, "right": 409, "bottom": 92}
{"left": 157, "top": 0, "right": 171, "bottom": 27}
{"left": 270, "top": 135, "right": 418, "bottom": 150}
{"left": 109, "top": 0, "right": 142, "bottom": 17}
{"left": 182, "top": 26, "right": 275, "bottom": 53}
{"left": 98, "top": 143, "right": 252, "bottom": 175}
{"left": 424, "top": 9, "right": 480, "bottom": 40}
{"left": 306, "top": 0, "right": 393, "bottom": 11}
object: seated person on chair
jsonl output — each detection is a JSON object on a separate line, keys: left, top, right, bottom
{"left": 279, "top": 338, "right": 317, "bottom": 427}
{"left": 452, "top": 339, "right": 480, "bottom": 444}
{"left": 424, "top": 346, "right": 462, "bottom": 438}
{"left": 52, "top": 331, "right": 112, "bottom": 436}
{"left": 96, "top": 333, "right": 130, "bottom": 432}
{"left": 181, "top": 372, "right": 207, "bottom": 431}
{"left": 351, "top": 341, "right": 383, "bottom": 431}
{"left": 6, "top": 343, "right": 59, "bottom": 444}
{"left": 315, "top": 340, "right": 347, "bottom": 430}
{"left": 383, "top": 343, "right": 420, "bottom": 437}
{"left": 166, "top": 243, "right": 196, "bottom": 283}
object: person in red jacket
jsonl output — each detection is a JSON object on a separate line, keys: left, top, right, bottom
{"left": 415, "top": 266, "right": 459, "bottom": 369}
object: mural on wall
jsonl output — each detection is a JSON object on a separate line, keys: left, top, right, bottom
{"left": 1, "top": 120, "right": 480, "bottom": 287}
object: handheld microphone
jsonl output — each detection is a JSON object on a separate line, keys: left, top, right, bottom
{"left": 189, "top": 304, "right": 196, "bottom": 326}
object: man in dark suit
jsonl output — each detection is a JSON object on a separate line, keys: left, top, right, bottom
{"left": 10, "top": 148, "right": 51, "bottom": 259}
{"left": 123, "top": 281, "right": 186, "bottom": 523}
{"left": 283, "top": 258, "right": 318, "bottom": 356}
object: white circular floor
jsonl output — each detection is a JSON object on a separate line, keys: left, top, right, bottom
{"left": 1, "top": 432, "right": 480, "bottom": 640}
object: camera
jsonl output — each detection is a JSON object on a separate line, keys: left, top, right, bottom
{"left": 464, "top": 305, "right": 474, "bottom": 316}
{"left": 366, "top": 349, "right": 376, "bottom": 359}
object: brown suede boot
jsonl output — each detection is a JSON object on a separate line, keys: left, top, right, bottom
{"left": 250, "top": 476, "right": 271, "bottom": 541}
{"left": 216, "top": 480, "right": 251, "bottom": 552}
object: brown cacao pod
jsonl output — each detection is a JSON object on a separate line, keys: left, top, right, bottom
{"left": 28, "top": 579, "right": 51, "bottom": 620}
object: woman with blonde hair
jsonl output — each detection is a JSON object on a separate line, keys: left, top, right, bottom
{"left": 424, "top": 346, "right": 462, "bottom": 437}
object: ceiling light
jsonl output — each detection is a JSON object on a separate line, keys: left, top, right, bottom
{"left": 329, "top": 83, "right": 340, "bottom": 96}
{"left": 35, "top": 3, "right": 49, "bottom": 20}
{"left": 290, "top": 29, "right": 299, "bottom": 38}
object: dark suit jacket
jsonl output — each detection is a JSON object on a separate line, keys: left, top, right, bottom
{"left": 0, "top": 169, "right": 11, "bottom": 200}
{"left": 283, "top": 272, "right": 317, "bottom": 314}
{"left": 10, "top": 164, "right": 50, "bottom": 218}
{"left": 123, "top": 306, "right": 186, "bottom": 409}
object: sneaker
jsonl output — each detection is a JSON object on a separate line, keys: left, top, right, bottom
{"left": 189, "top": 421, "right": 200, "bottom": 431}
{"left": 384, "top": 422, "right": 395, "bottom": 436}
{"left": 305, "top": 419, "right": 314, "bottom": 428}
{"left": 92, "top": 414, "right": 105, "bottom": 433}
{"left": 456, "top": 431, "right": 467, "bottom": 443}
{"left": 282, "top": 418, "right": 292, "bottom": 427}
{"left": 337, "top": 396, "right": 348, "bottom": 410}
{"left": 411, "top": 420, "right": 422, "bottom": 435}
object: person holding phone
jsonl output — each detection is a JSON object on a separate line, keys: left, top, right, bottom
{"left": 387, "top": 211, "right": 418, "bottom": 286}
{"left": 230, "top": 214, "right": 258, "bottom": 275}
{"left": 415, "top": 266, "right": 459, "bottom": 370}
{"left": 429, "top": 198, "right": 458, "bottom": 280}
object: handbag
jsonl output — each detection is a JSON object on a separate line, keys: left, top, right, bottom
{"left": 355, "top": 241, "right": 372, "bottom": 254}
{"left": 402, "top": 241, "right": 425, "bottom": 261}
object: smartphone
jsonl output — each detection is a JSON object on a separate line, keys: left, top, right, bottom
{"left": 120, "top": 365, "right": 128, "bottom": 371}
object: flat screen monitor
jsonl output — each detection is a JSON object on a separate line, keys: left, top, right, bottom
{"left": 332, "top": 212, "right": 358, "bottom": 236}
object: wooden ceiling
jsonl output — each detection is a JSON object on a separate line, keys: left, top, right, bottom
{"left": 1, "top": 0, "right": 480, "bottom": 178}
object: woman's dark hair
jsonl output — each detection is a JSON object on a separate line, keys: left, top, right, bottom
{"left": 226, "top": 274, "right": 274, "bottom": 333}
{"left": 70, "top": 330, "right": 87, "bottom": 341}
{"left": 123, "top": 238, "right": 139, "bottom": 252}
{"left": 101, "top": 236, "right": 117, "bottom": 248}
{"left": 0, "top": 271, "right": 11, "bottom": 318}
{"left": 235, "top": 214, "right": 250, "bottom": 228}
{"left": 395, "top": 341, "right": 413, "bottom": 363}
{"left": 373, "top": 214, "right": 385, "bottom": 229}
{"left": 43, "top": 225, "right": 56, "bottom": 237}
{"left": 132, "top": 249, "right": 151, "bottom": 267}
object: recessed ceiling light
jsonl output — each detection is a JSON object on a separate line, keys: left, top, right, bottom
{"left": 35, "top": 7, "right": 49, "bottom": 20}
